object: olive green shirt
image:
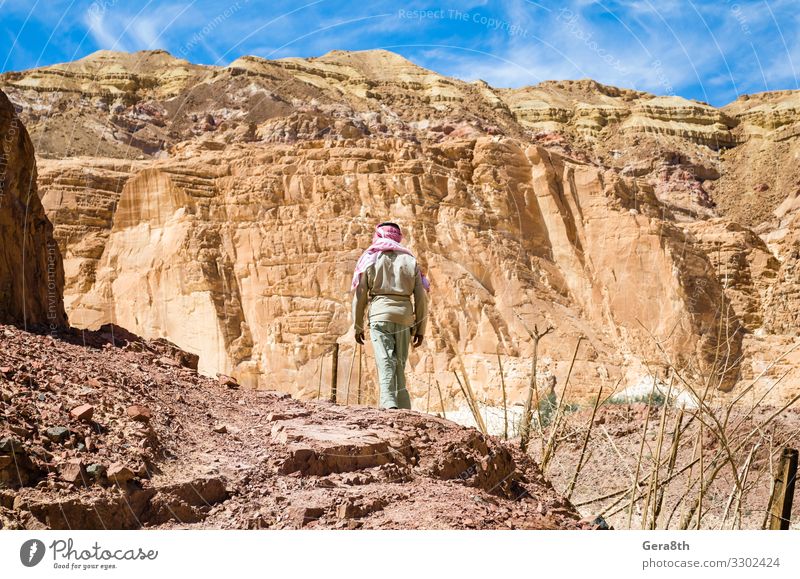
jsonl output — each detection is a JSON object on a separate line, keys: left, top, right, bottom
{"left": 352, "top": 251, "right": 428, "bottom": 336}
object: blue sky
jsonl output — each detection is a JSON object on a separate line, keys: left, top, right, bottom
{"left": 1, "top": 0, "right": 798, "bottom": 106}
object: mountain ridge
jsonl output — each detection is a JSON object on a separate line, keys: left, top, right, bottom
{"left": 6, "top": 47, "right": 794, "bottom": 109}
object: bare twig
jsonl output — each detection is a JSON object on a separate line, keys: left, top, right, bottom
{"left": 344, "top": 345, "right": 357, "bottom": 405}
{"left": 441, "top": 328, "right": 488, "bottom": 434}
{"left": 604, "top": 447, "right": 717, "bottom": 519}
{"left": 601, "top": 425, "right": 636, "bottom": 483}
{"left": 497, "top": 350, "right": 509, "bottom": 440}
{"left": 515, "top": 311, "right": 555, "bottom": 453}
{"left": 696, "top": 420, "right": 704, "bottom": 529}
{"left": 435, "top": 378, "right": 447, "bottom": 419}
{"left": 541, "top": 336, "right": 584, "bottom": 471}
{"left": 357, "top": 344, "right": 363, "bottom": 405}
{"left": 721, "top": 442, "right": 759, "bottom": 529}
{"left": 566, "top": 383, "right": 604, "bottom": 500}
{"left": 643, "top": 376, "right": 673, "bottom": 529}
{"left": 454, "top": 370, "right": 486, "bottom": 434}
{"left": 680, "top": 392, "right": 800, "bottom": 529}
{"left": 653, "top": 406, "right": 684, "bottom": 527}
{"left": 627, "top": 383, "right": 655, "bottom": 529}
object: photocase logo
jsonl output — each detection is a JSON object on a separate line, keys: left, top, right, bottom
{"left": 19, "top": 539, "right": 46, "bottom": 567}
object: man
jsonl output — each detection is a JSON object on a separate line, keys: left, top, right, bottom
{"left": 351, "top": 222, "right": 429, "bottom": 410}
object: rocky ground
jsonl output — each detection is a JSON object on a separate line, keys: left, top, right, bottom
{"left": 0, "top": 323, "right": 585, "bottom": 530}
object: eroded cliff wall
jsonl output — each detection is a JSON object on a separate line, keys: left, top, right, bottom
{"left": 0, "top": 89, "right": 66, "bottom": 328}
{"left": 39, "top": 136, "right": 741, "bottom": 410}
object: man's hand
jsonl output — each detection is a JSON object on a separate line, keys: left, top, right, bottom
{"left": 355, "top": 331, "right": 365, "bottom": 345}
{"left": 412, "top": 334, "right": 424, "bottom": 348}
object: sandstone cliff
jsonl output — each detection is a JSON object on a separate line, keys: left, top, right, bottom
{"left": 42, "top": 136, "right": 740, "bottom": 410}
{"left": 0, "top": 89, "right": 66, "bottom": 328}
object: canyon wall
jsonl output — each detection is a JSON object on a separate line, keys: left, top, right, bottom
{"left": 0, "top": 89, "right": 66, "bottom": 328}
{"left": 40, "top": 136, "right": 739, "bottom": 409}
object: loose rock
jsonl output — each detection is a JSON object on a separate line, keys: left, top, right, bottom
{"left": 126, "top": 405, "right": 152, "bottom": 422}
{"left": 60, "top": 460, "right": 87, "bottom": 485}
{"left": 44, "top": 427, "right": 70, "bottom": 443}
{"left": 217, "top": 374, "right": 239, "bottom": 389}
{"left": 107, "top": 463, "right": 135, "bottom": 484}
{"left": 69, "top": 404, "right": 95, "bottom": 422}
{"left": 0, "top": 436, "right": 23, "bottom": 453}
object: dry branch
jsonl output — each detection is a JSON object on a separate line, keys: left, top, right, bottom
{"left": 541, "top": 336, "right": 583, "bottom": 471}
{"left": 497, "top": 350, "right": 509, "bottom": 440}
{"left": 514, "top": 309, "right": 554, "bottom": 453}
{"left": 566, "top": 383, "right": 604, "bottom": 500}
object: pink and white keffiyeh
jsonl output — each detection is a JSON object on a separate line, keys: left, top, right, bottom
{"left": 351, "top": 223, "right": 430, "bottom": 292}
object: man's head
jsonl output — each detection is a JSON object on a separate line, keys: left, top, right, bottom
{"left": 374, "top": 222, "right": 402, "bottom": 243}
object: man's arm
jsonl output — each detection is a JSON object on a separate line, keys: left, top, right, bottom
{"left": 352, "top": 272, "right": 368, "bottom": 344}
{"left": 412, "top": 265, "right": 427, "bottom": 345}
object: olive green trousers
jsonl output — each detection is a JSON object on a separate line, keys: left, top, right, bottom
{"left": 369, "top": 321, "right": 411, "bottom": 409}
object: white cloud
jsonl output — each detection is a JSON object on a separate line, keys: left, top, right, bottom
{"left": 84, "top": 6, "right": 130, "bottom": 51}
{"left": 131, "top": 16, "right": 162, "bottom": 50}
{"left": 81, "top": 2, "right": 196, "bottom": 54}
{"left": 425, "top": 46, "right": 575, "bottom": 87}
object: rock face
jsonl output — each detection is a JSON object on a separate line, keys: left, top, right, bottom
{"left": 501, "top": 81, "right": 736, "bottom": 147}
{"left": 40, "top": 136, "right": 738, "bottom": 407}
{"left": 0, "top": 89, "right": 66, "bottom": 327}
{"left": 714, "top": 90, "right": 800, "bottom": 226}
{"left": 3, "top": 49, "right": 800, "bottom": 409}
